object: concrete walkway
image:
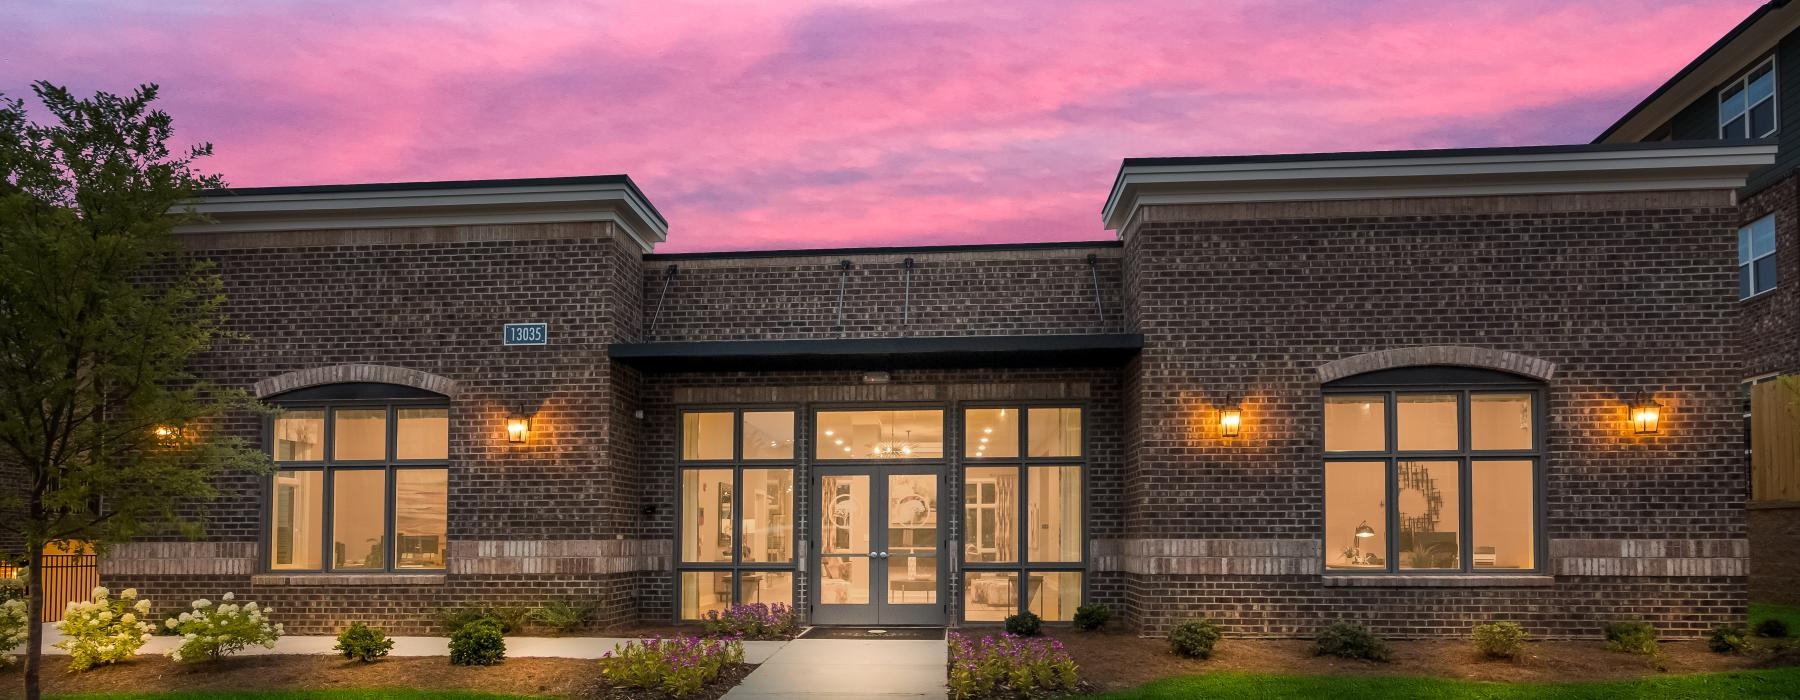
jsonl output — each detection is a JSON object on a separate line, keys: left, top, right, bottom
{"left": 725, "top": 639, "right": 947, "bottom": 699}
{"left": 20, "top": 630, "right": 786, "bottom": 663}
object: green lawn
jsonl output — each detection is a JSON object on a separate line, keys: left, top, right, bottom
{"left": 1093, "top": 668, "right": 1800, "bottom": 699}
{"left": 51, "top": 692, "right": 539, "bottom": 700}
{"left": 1751, "top": 601, "right": 1800, "bottom": 635}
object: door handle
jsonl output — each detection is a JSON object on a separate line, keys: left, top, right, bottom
{"left": 877, "top": 551, "right": 890, "bottom": 558}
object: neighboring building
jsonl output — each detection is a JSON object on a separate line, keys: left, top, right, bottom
{"left": 91, "top": 140, "right": 1775, "bottom": 638}
{"left": 1595, "top": 0, "right": 1800, "bottom": 605}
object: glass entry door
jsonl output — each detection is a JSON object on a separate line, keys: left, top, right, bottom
{"left": 812, "top": 468, "right": 945, "bottom": 625}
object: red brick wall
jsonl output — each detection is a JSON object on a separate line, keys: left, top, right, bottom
{"left": 1118, "top": 193, "right": 1749, "bottom": 638}
{"left": 103, "top": 223, "right": 650, "bottom": 633}
{"left": 641, "top": 244, "right": 1123, "bottom": 341}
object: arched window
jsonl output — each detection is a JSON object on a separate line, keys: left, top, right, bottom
{"left": 1322, "top": 366, "right": 1542, "bottom": 574}
{"left": 265, "top": 383, "right": 449, "bottom": 573}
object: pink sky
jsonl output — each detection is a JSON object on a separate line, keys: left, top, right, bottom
{"left": 3, "top": 0, "right": 1760, "bottom": 251}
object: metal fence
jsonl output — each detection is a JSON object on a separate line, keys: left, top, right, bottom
{"left": 2, "top": 554, "right": 101, "bottom": 622}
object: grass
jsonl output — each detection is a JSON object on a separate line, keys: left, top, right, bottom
{"left": 50, "top": 692, "right": 542, "bottom": 700}
{"left": 1093, "top": 668, "right": 1800, "bottom": 699}
{"left": 1751, "top": 602, "right": 1800, "bottom": 636}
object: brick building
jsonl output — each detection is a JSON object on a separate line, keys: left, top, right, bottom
{"left": 1595, "top": 0, "right": 1800, "bottom": 605}
{"left": 76, "top": 139, "right": 1774, "bottom": 639}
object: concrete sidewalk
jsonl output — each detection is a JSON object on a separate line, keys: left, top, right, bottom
{"left": 17, "top": 630, "right": 786, "bottom": 663}
{"left": 725, "top": 639, "right": 947, "bottom": 699}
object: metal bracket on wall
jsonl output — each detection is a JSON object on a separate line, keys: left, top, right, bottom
{"left": 647, "top": 264, "right": 678, "bottom": 338}
{"left": 1086, "top": 253, "right": 1107, "bottom": 331}
{"left": 835, "top": 259, "right": 853, "bottom": 338}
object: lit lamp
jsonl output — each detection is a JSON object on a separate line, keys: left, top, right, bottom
{"left": 1219, "top": 399, "right": 1242, "bottom": 438}
{"left": 506, "top": 408, "right": 531, "bottom": 444}
{"left": 1629, "top": 393, "right": 1662, "bottom": 435}
{"left": 1343, "top": 521, "right": 1377, "bottom": 566}
{"left": 152, "top": 425, "right": 180, "bottom": 444}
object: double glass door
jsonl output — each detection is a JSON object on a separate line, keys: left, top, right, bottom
{"left": 812, "top": 467, "right": 945, "bottom": 625}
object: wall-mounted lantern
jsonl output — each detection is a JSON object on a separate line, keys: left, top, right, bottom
{"left": 507, "top": 408, "right": 532, "bottom": 444}
{"left": 152, "top": 425, "right": 182, "bottom": 445}
{"left": 1219, "top": 398, "right": 1242, "bottom": 438}
{"left": 1629, "top": 393, "right": 1662, "bottom": 435}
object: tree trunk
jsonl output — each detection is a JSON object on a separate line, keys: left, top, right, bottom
{"left": 23, "top": 546, "right": 44, "bottom": 700}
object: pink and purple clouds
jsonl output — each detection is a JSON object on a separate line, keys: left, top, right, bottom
{"left": 2, "top": 0, "right": 1757, "bottom": 251}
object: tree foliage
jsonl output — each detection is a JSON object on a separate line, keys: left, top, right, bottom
{"left": 0, "top": 80, "right": 268, "bottom": 700}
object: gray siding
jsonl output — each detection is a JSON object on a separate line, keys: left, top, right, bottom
{"left": 1657, "top": 29, "right": 1800, "bottom": 196}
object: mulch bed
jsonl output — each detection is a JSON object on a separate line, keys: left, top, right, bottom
{"left": 0, "top": 654, "right": 756, "bottom": 699}
{"left": 1044, "top": 629, "right": 1786, "bottom": 693}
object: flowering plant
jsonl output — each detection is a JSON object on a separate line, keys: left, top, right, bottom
{"left": 700, "top": 602, "right": 800, "bottom": 640}
{"left": 1, "top": 598, "right": 27, "bottom": 666}
{"left": 600, "top": 636, "right": 746, "bottom": 698}
{"left": 53, "top": 586, "right": 155, "bottom": 671}
{"left": 947, "top": 632, "right": 1079, "bottom": 699}
{"left": 164, "top": 592, "right": 283, "bottom": 663}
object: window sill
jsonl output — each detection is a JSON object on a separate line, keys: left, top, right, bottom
{"left": 250, "top": 573, "right": 447, "bottom": 587}
{"left": 1740, "top": 288, "right": 1779, "bottom": 303}
{"left": 1322, "top": 575, "right": 1553, "bottom": 588}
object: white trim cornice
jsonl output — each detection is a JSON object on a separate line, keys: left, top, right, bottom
{"left": 173, "top": 180, "right": 669, "bottom": 253}
{"left": 1102, "top": 142, "right": 1778, "bottom": 232}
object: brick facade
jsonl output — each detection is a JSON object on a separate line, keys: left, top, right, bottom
{"left": 1738, "top": 172, "right": 1800, "bottom": 379}
{"left": 1115, "top": 191, "right": 1750, "bottom": 638}
{"left": 92, "top": 158, "right": 1760, "bottom": 639}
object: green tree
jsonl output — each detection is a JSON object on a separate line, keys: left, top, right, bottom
{"left": 0, "top": 82, "right": 268, "bottom": 700}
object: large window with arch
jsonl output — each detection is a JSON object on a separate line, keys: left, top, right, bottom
{"left": 677, "top": 408, "right": 798, "bottom": 620}
{"left": 266, "top": 383, "right": 449, "bottom": 573}
{"left": 1322, "top": 367, "right": 1542, "bottom": 574}
{"left": 962, "top": 405, "right": 1084, "bottom": 622}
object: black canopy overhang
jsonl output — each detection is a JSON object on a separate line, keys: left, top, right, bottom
{"left": 607, "top": 333, "right": 1143, "bottom": 372}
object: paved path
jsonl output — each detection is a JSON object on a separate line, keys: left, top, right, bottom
{"left": 725, "top": 639, "right": 947, "bottom": 699}
{"left": 20, "top": 630, "right": 785, "bottom": 663}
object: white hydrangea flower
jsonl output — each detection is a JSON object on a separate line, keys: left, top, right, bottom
{"left": 135, "top": 599, "right": 151, "bottom": 614}
{"left": 178, "top": 612, "right": 192, "bottom": 622}
{"left": 92, "top": 586, "right": 109, "bottom": 600}
{"left": 193, "top": 599, "right": 211, "bottom": 609}
{"left": 98, "top": 611, "right": 113, "bottom": 622}
{"left": 121, "top": 613, "right": 135, "bottom": 624}
{"left": 121, "top": 588, "right": 138, "bottom": 599}
{"left": 244, "top": 602, "right": 258, "bottom": 612}
{"left": 221, "top": 592, "right": 234, "bottom": 601}
{"left": 165, "top": 618, "right": 178, "bottom": 629}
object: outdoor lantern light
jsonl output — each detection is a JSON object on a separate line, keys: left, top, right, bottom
{"left": 1630, "top": 393, "right": 1662, "bottom": 435}
{"left": 152, "top": 425, "right": 181, "bottom": 444}
{"left": 507, "top": 409, "right": 531, "bottom": 444}
{"left": 1220, "top": 399, "right": 1242, "bottom": 438}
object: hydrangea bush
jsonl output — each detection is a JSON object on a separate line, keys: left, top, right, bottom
{"left": 164, "top": 592, "right": 283, "bottom": 663}
{"left": 600, "top": 636, "right": 746, "bottom": 698}
{"left": 53, "top": 587, "right": 155, "bottom": 671}
{"left": 699, "top": 603, "right": 800, "bottom": 640}
{"left": 947, "top": 632, "right": 1080, "bottom": 699}
{"left": 1, "top": 598, "right": 27, "bottom": 666}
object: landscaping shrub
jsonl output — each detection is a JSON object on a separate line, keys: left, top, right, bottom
{"left": 335, "top": 622, "right": 395, "bottom": 662}
{"left": 1471, "top": 621, "right": 1529, "bottom": 661}
{"left": 1603, "top": 620, "right": 1660, "bottom": 656}
{"left": 436, "top": 605, "right": 494, "bottom": 635}
{"left": 1003, "top": 611, "right": 1042, "bottom": 637}
{"left": 164, "top": 592, "right": 284, "bottom": 663}
{"left": 1710, "top": 624, "right": 1751, "bottom": 654}
{"left": 450, "top": 619, "right": 506, "bottom": 666}
{"left": 1168, "top": 618, "right": 1223, "bottom": 659}
{"left": 600, "top": 636, "right": 746, "bottom": 698}
{"left": 530, "top": 600, "right": 595, "bottom": 636}
{"left": 946, "top": 631, "right": 1079, "bottom": 699}
{"left": 0, "top": 598, "right": 26, "bottom": 666}
{"left": 53, "top": 586, "right": 156, "bottom": 671}
{"left": 1072, "top": 603, "right": 1112, "bottom": 632}
{"left": 0, "top": 570, "right": 22, "bottom": 602}
{"left": 1312, "top": 621, "right": 1392, "bottom": 662}
{"left": 489, "top": 605, "right": 532, "bottom": 634}
{"left": 1757, "top": 618, "right": 1790, "bottom": 639}
{"left": 699, "top": 602, "right": 800, "bottom": 640}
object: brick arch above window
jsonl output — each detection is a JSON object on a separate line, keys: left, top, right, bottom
{"left": 1316, "top": 347, "right": 1556, "bottom": 384}
{"left": 252, "top": 364, "right": 460, "bottom": 399}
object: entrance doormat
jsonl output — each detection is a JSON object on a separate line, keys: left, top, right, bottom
{"left": 799, "top": 627, "right": 947, "bottom": 640}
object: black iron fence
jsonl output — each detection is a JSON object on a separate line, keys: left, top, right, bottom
{"left": 2, "top": 555, "right": 100, "bottom": 622}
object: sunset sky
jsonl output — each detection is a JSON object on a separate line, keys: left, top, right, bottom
{"left": 4, "top": 0, "right": 1761, "bottom": 251}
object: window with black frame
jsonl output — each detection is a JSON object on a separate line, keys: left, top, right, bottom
{"left": 267, "top": 388, "right": 449, "bottom": 573}
{"left": 1322, "top": 370, "right": 1542, "bottom": 574}
{"left": 961, "top": 405, "right": 1083, "bottom": 622}
{"left": 677, "top": 409, "right": 797, "bottom": 620}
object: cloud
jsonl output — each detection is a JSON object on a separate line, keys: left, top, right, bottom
{"left": 4, "top": 0, "right": 1758, "bottom": 251}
